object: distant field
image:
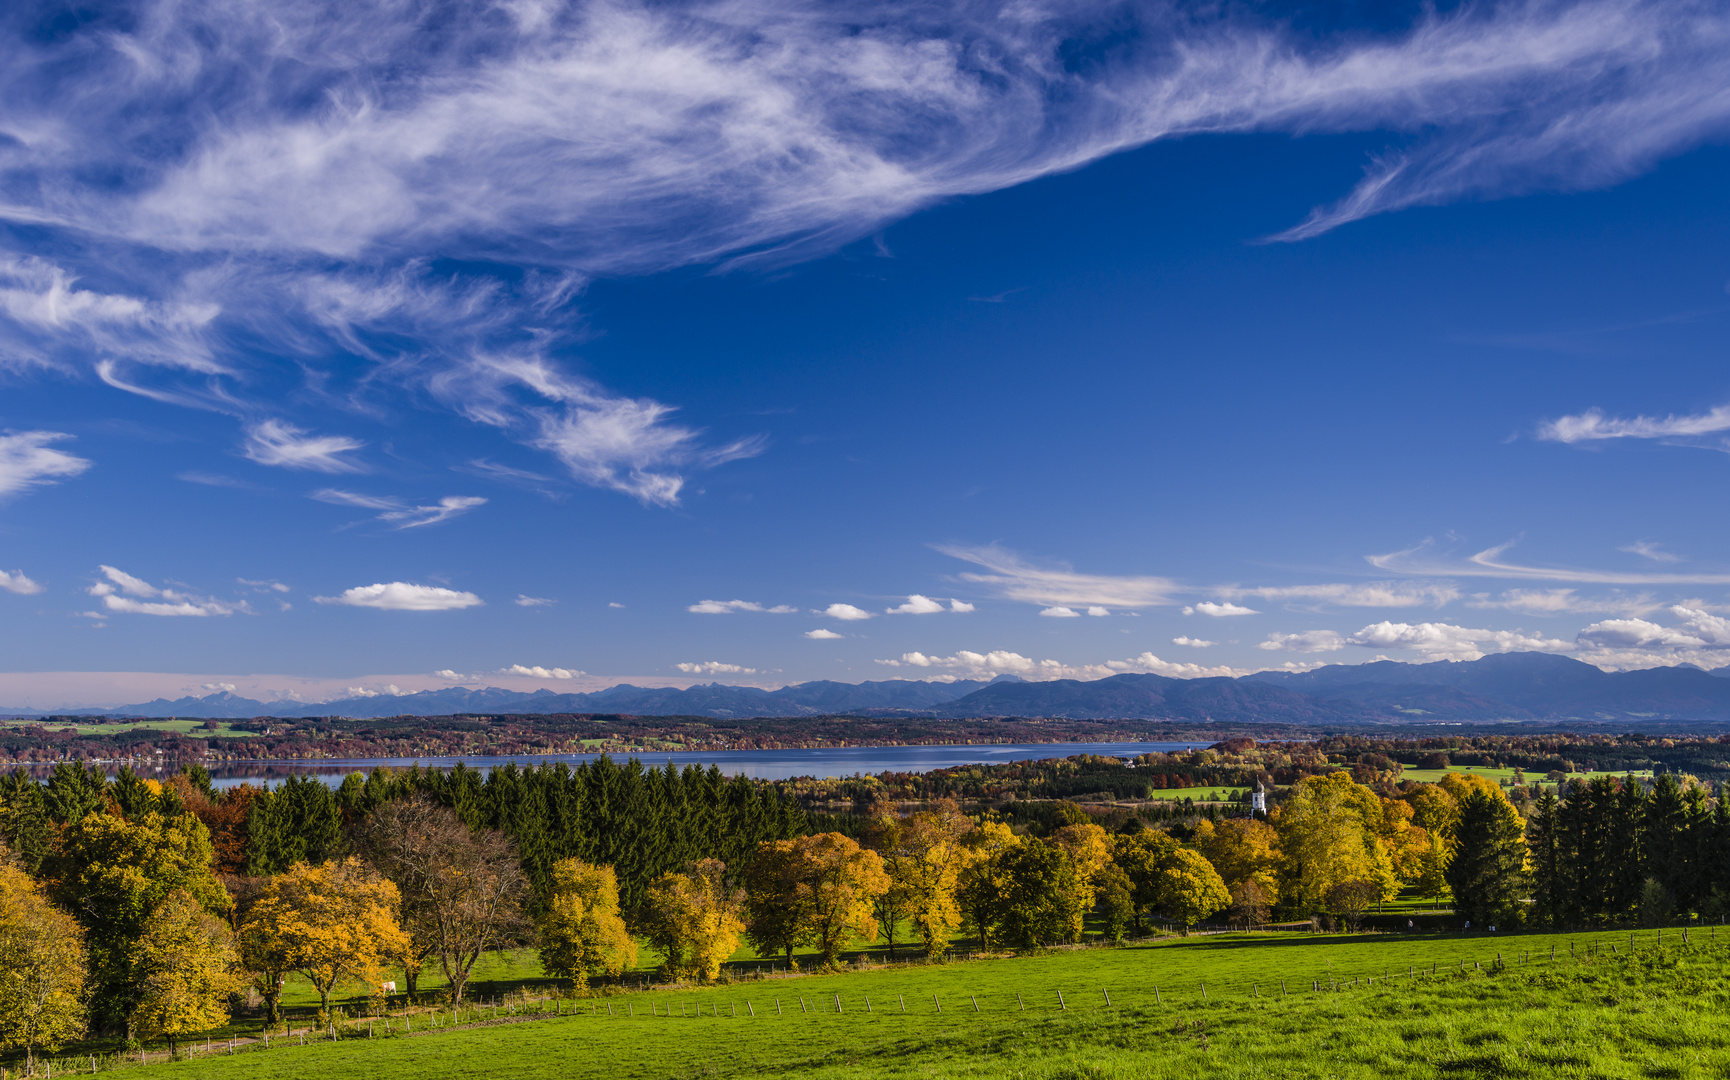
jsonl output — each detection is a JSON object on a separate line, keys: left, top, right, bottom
{"left": 1399, "top": 766, "right": 1655, "bottom": 786}
{"left": 2, "top": 718, "right": 247, "bottom": 738}
{"left": 111, "top": 926, "right": 1729, "bottom": 1080}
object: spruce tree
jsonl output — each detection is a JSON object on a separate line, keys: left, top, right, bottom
{"left": 1445, "top": 789, "right": 1528, "bottom": 927}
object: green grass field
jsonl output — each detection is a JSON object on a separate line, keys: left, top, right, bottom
{"left": 90, "top": 925, "right": 1730, "bottom": 1079}
{"left": 1399, "top": 766, "right": 1655, "bottom": 785}
{"left": 2, "top": 718, "right": 247, "bottom": 737}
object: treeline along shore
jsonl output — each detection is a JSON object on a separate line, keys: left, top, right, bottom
{"left": 0, "top": 733, "right": 1724, "bottom": 1066}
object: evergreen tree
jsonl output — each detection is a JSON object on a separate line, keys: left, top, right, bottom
{"left": 1526, "top": 789, "right": 1564, "bottom": 927}
{"left": 1445, "top": 789, "right": 1527, "bottom": 928}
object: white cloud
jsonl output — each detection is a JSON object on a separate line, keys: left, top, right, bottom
{"left": 0, "top": 432, "right": 91, "bottom": 499}
{"left": 1220, "top": 582, "right": 1459, "bottom": 608}
{"left": 0, "top": 0, "right": 1719, "bottom": 512}
{"left": 86, "top": 565, "right": 238, "bottom": 616}
{"left": 314, "top": 582, "right": 484, "bottom": 611}
{"left": 237, "top": 578, "right": 291, "bottom": 593}
{"left": 1184, "top": 601, "right": 1260, "bottom": 617}
{"left": 676, "top": 661, "right": 758, "bottom": 675}
{"left": 1370, "top": 538, "right": 1730, "bottom": 585}
{"left": 1465, "top": 588, "right": 1660, "bottom": 617}
{"left": 0, "top": 570, "right": 43, "bottom": 596}
{"left": 887, "top": 594, "right": 946, "bottom": 615}
{"left": 876, "top": 648, "right": 1244, "bottom": 680}
{"left": 1261, "top": 620, "right": 1573, "bottom": 661}
{"left": 937, "top": 545, "right": 1178, "bottom": 609}
{"left": 201, "top": 682, "right": 237, "bottom": 693}
{"left": 1621, "top": 540, "right": 1680, "bottom": 563}
{"left": 343, "top": 684, "right": 408, "bottom": 698}
{"left": 804, "top": 628, "right": 844, "bottom": 640}
{"left": 608, "top": 602, "right": 625, "bottom": 608}
{"left": 501, "top": 664, "right": 583, "bottom": 679}
{"left": 1258, "top": 630, "right": 1347, "bottom": 653}
{"left": 1085, "top": 606, "right": 1110, "bottom": 617}
{"left": 689, "top": 599, "right": 798, "bottom": 614}
{"left": 1172, "top": 636, "right": 1215, "bottom": 648}
{"left": 433, "top": 669, "right": 472, "bottom": 680}
{"left": 1537, "top": 404, "right": 1730, "bottom": 446}
{"left": 1579, "top": 605, "right": 1730, "bottom": 651}
{"left": 244, "top": 420, "right": 365, "bottom": 473}
{"left": 311, "top": 489, "right": 485, "bottom": 528}
{"left": 1039, "top": 606, "right": 1080, "bottom": 618}
{"left": 516, "top": 595, "right": 556, "bottom": 606}
{"left": 817, "top": 603, "right": 874, "bottom": 621}
{"left": 948, "top": 599, "right": 974, "bottom": 613}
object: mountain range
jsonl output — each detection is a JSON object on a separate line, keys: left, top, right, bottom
{"left": 9, "top": 653, "right": 1730, "bottom": 723}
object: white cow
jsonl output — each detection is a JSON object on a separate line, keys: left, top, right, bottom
{"left": 380, "top": 981, "right": 398, "bottom": 994}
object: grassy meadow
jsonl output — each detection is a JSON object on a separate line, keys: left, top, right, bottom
{"left": 99, "top": 925, "right": 1730, "bottom": 1080}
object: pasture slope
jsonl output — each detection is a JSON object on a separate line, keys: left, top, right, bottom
{"left": 122, "top": 927, "right": 1728, "bottom": 1080}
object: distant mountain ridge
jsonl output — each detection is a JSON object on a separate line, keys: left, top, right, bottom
{"left": 10, "top": 654, "right": 1730, "bottom": 722}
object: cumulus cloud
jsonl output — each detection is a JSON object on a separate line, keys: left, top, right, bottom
{"left": 501, "top": 664, "right": 583, "bottom": 679}
{"left": 314, "top": 582, "right": 484, "bottom": 611}
{"left": 948, "top": 599, "right": 975, "bottom": 613}
{"left": 676, "top": 661, "right": 758, "bottom": 675}
{"left": 0, "top": 432, "right": 92, "bottom": 499}
{"left": 817, "top": 603, "right": 874, "bottom": 621}
{"left": 688, "top": 599, "right": 796, "bottom": 614}
{"left": 804, "top": 628, "right": 843, "bottom": 639}
{"left": 1039, "top": 606, "right": 1080, "bottom": 618}
{"left": 1259, "top": 620, "right": 1573, "bottom": 661}
{"left": 516, "top": 595, "right": 556, "bottom": 606}
{"left": 938, "top": 545, "right": 1178, "bottom": 609}
{"left": 0, "top": 570, "right": 43, "bottom": 595}
{"left": 1184, "top": 602, "right": 1259, "bottom": 617}
{"left": 1172, "top": 636, "right": 1214, "bottom": 648}
{"left": 1370, "top": 538, "right": 1730, "bottom": 586}
{"left": 1537, "top": 404, "right": 1730, "bottom": 447}
{"left": 886, "top": 594, "right": 947, "bottom": 615}
{"left": 86, "top": 565, "right": 239, "bottom": 616}
{"left": 244, "top": 420, "right": 366, "bottom": 473}
{"left": 1578, "top": 605, "right": 1730, "bottom": 651}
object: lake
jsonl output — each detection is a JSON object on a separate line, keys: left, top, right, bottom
{"left": 180, "top": 740, "right": 1207, "bottom": 788}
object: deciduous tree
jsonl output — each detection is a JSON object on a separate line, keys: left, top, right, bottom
{"left": 130, "top": 889, "right": 240, "bottom": 1053}
{"left": 0, "top": 864, "right": 86, "bottom": 1072}
{"left": 538, "top": 860, "right": 636, "bottom": 990}
{"left": 645, "top": 859, "right": 746, "bottom": 982}
{"left": 238, "top": 859, "right": 409, "bottom": 1015}
{"left": 1275, "top": 773, "right": 1398, "bottom": 915}
{"left": 1154, "top": 848, "right": 1230, "bottom": 931}
{"left": 875, "top": 800, "right": 972, "bottom": 957}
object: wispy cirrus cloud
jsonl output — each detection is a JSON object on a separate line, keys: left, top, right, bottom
{"left": 937, "top": 544, "right": 1179, "bottom": 609}
{"left": 1369, "top": 538, "right": 1730, "bottom": 586}
{"left": 1219, "top": 582, "right": 1460, "bottom": 609}
{"left": 1, "top": 0, "right": 1718, "bottom": 506}
{"left": 1537, "top": 403, "right": 1730, "bottom": 448}
{"left": 244, "top": 421, "right": 366, "bottom": 473}
{"left": 311, "top": 489, "right": 487, "bottom": 528}
{"left": 0, "top": 432, "right": 92, "bottom": 499}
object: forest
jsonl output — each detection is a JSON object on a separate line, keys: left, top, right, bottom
{"left": 0, "top": 740, "right": 1720, "bottom": 1069}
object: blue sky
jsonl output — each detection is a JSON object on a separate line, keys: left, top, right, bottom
{"left": 2, "top": 0, "right": 1730, "bottom": 707}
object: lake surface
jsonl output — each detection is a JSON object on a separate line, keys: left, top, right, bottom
{"left": 184, "top": 740, "right": 1206, "bottom": 788}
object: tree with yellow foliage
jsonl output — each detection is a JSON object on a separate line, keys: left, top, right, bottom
{"left": 1050, "top": 822, "right": 1113, "bottom": 940}
{"left": 0, "top": 864, "right": 86, "bottom": 1073}
{"left": 1156, "top": 848, "right": 1231, "bottom": 931}
{"left": 955, "top": 821, "right": 1019, "bottom": 949}
{"left": 1191, "top": 818, "right": 1280, "bottom": 905}
{"left": 1274, "top": 772, "right": 1399, "bottom": 915}
{"left": 876, "top": 800, "right": 973, "bottom": 957}
{"left": 239, "top": 858, "right": 409, "bottom": 1016}
{"left": 538, "top": 860, "right": 636, "bottom": 991}
{"left": 1403, "top": 783, "right": 1461, "bottom": 899}
{"left": 645, "top": 859, "right": 747, "bottom": 981}
{"left": 130, "top": 889, "right": 240, "bottom": 1053}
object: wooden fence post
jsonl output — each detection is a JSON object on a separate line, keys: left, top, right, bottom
{"left": 934, "top": 995, "right": 942, "bottom": 1013}
{"left": 1057, "top": 991, "right": 1065, "bottom": 1010}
